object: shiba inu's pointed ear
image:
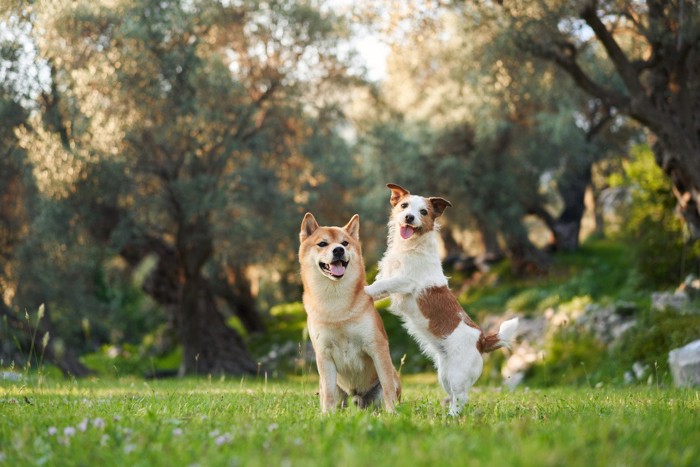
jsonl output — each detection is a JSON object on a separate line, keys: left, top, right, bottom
{"left": 387, "top": 183, "right": 410, "bottom": 207}
{"left": 429, "top": 197, "right": 452, "bottom": 217}
{"left": 343, "top": 214, "right": 360, "bottom": 240}
{"left": 300, "top": 212, "right": 319, "bottom": 242}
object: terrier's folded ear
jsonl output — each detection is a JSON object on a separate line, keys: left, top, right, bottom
{"left": 387, "top": 183, "right": 410, "bottom": 207}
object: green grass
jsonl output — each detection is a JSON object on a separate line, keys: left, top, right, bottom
{"left": 1, "top": 377, "right": 698, "bottom": 466}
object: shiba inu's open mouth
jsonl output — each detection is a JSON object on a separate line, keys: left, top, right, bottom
{"left": 319, "top": 260, "right": 349, "bottom": 279}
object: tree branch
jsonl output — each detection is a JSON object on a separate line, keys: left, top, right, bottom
{"left": 543, "top": 42, "right": 631, "bottom": 112}
{"left": 580, "top": 2, "right": 645, "bottom": 97}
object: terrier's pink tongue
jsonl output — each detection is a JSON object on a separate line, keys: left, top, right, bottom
{"left": 330, "top": 262, "right": 346, "bottom": 276}
{"left": 400, "top": 225, "right": 415, "bottom": 239}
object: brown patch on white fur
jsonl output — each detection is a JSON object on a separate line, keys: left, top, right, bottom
{"left": 416, "top": 286, "right": 504, "bottom": 353}
{"left": 299, "top": 213, "right": 401, "bottom": 413}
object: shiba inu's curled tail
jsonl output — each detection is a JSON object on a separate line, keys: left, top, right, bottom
{"left": 478, "top": 317, "right": 519, "bottom": 353}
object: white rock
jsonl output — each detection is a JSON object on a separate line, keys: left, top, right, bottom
{"left": 668, "top": 339, "right": 700, "bottom": 387}
{"left": 0, "top": 372, "right": 21, "bottom": 382}
{"left": 651, "top": 291, "right": 689, "bottom": 312}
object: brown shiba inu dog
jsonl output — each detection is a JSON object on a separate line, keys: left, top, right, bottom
{"left": 299, "top": 213, "right": 401, "bottom": 413}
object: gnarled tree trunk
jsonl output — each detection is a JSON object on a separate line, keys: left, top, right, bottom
{"left": 211, "top": 264, "right": 266, "bottom": 334}
{"left": 504, "top": 230, "right": 550, "bottom": 275}
{"left": 119, "top": 230, "right": 257, "bottom": 376}
{"left": 177, "top": 274, "right": 258, "bottom": 375}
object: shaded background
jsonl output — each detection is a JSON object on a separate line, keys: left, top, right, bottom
{"left": 1, "top": 0, "right": 699, "bottom": 385}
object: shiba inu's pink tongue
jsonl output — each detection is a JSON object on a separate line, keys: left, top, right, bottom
{"left": 330, "top": 261, "right": 346, "bottom": 276}
{"left": 400, "top": 225, "right": 415, "bottom": 239}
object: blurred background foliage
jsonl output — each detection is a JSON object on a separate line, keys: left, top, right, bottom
{"left": 1, "top": 0, "right": 699, "bottom": 385}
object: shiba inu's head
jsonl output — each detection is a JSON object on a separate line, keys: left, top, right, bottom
{"left": 386, "top": 183, "right": 451, "bottom": 240}
{"left": 299, "top": 213, "right": 363, "bottom": 283}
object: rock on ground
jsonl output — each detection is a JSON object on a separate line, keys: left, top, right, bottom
{"left": 668, "top": 339, "right": 700, "bottom": 387}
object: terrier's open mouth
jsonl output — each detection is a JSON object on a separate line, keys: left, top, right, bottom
{"left": 400, "top": 224, "right": 418, "bottom": 239}
{"left": 319, "top": 260, "right": 348, "bottom": 279}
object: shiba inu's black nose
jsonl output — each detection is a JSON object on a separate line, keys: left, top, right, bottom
{"left": 333, "top": 246, "right": 345, "bottom": 258}
{"left": 405, "top": 214, "right": 415, "bottom": 224}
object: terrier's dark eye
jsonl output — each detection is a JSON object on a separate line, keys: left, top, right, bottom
{"left": 341, "top": 241, "right": 349, "bottom": 246}
{"left": 317, "top": 241, "right": 328, "bottom": 247}
{"left": 401, "top": 202, "right": 408, "bottom": 208}
{"left": 420, "top": 209, "right": 428, "bottom": 216}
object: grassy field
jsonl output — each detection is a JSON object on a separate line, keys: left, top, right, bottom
{"left": 1, "top": 375, "right": 698, "bottom": 467}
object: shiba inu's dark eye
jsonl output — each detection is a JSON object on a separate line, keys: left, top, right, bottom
{"left": 401, "top": 202, "right": 408, "bottom": 208}
{"left": 341, "top": 241, "right": 349, "bottom": 246}
{"left": 317, "top": 241, "right": 328, "bottom": 247}
{"left": 420, "top": 209, "right": 428, "bottom": 216}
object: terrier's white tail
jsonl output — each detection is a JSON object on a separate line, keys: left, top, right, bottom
{"left": 478, "top": 317, "right": 519, "bottom": 353}
{"left": 497, "top": 317, "right": 519, "bottom": 349}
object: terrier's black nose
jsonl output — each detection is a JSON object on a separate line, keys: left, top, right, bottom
{"left": 333, "top": 246, "right": 345, "bottom": 258}
{"left": 405, "top": 214, "right": 415, "bottom": 224}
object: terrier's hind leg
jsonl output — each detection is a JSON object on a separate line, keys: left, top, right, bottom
{"left": 445, "top": 355, "right": 480, "bottom": 416}
{"left": 448, "top": 392, "right": 469, "bottom": 416}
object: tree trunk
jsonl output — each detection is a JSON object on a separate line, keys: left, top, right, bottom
{"left": 476, "top": 222, "right": 506, "bottom": 263}
{"left": 440, "top": 225, "right": 464, "bottom": 259}
{"left": 211, "top": 264, "right": 266, "bottom": 334}
{"left": 504, "top": 231, "right": 550, "bottom": 275}
{"left": 119, "top": 232, "right": 257, "bottom": 376}
{"left": 653, "top": 140, "right": 700, "bottom": 240}
{"left": 551, "top": 160, "right": 592, "bottom": 251}
{"left": 176, "top": 274, "right": 258, "bottom": 375}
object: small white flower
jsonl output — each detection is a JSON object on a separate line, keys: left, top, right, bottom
{"left": 172, "top": 428, "right": 183, "bottom": 437}
{"left": 47, "top": 427, "right": 57, "bottom": 436}
{"left": 92, "top": 418, "right": 105, "bottom": 429}
{"left": 63, "top": 427, "right": 76, "bottom": 437}
{"left": 113, "top": 415, "right": 122, "bottom": 422}
{"left": 100, "top": 434, "right": 110, "bottom": 447}
{"left": 0, "top": 452, "right": 6, "bottom": 462}
{"left": 77, "top": 419, "right": 88, "bottom": 432}
{"left": 293, "top": 438, "right": 303, "bottom": 446}
{"left": 214, "top": 434, "right": 232, "bottom": 446}
{"left": 209, "top": 429, "right": 220, "bottom": 438}
{"left": 124, "top": 444, "right": 136, "bottom": 454}
{"left": 267, "top": 423, "right": 278, "bottom": 432}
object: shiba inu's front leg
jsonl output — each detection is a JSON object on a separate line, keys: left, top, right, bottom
{"left": 368, "top": 346, "right": 399, "bottom": 413}
{"left": 364, "top": 277, "right": 415, "bottom": 300}
{"left": 316, "top": 355, "right": 338, "bottom": 413}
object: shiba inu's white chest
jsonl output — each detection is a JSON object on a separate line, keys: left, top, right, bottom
{"left": 314, "top": 327, "right": 367, "bottom": 368}
{"left": 308, "top": 317, "right": 377, "bottom": 391}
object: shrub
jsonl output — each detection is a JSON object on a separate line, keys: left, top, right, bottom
{"left": 607, "top": 308, "right": 700, "bottom": 384}
{"left": 610, "top": 145, "right": 700, "bottom": 287}
{"left": 526, "top": 328, "right": 606, "bottom": 387}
